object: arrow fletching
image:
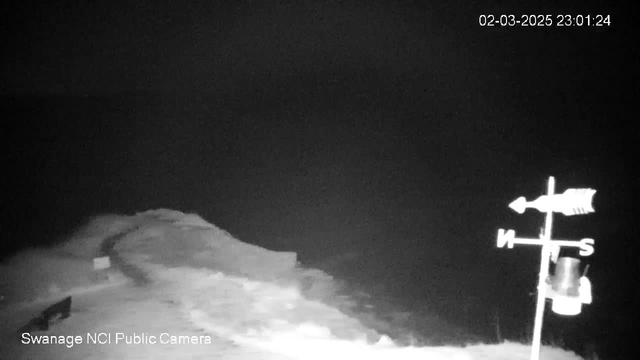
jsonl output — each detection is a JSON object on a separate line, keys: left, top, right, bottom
{"left": 560, "top": 189, "right": 596, "bottom": 216}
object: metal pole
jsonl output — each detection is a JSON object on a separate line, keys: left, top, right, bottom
{"left": 531, "top": 176, "right": 555, "bottom": 360}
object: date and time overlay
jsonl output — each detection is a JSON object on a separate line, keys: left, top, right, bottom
{"left": 478, "top": 14, "right": 611, "bottom": 27}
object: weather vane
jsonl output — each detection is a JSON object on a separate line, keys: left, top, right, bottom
{"left": 496, "top": 176, "right": 596, "bottom": 360}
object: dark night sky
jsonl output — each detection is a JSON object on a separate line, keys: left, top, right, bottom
{"left": 1, "top": 0, "right": 636, "bottom": 357}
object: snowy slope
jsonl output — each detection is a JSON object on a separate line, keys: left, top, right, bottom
{"left": 0, "top": 210, "right": 585, "bottom": 360}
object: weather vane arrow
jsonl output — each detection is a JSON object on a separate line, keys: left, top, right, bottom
{"left": 508, "top": 188, "right": 596, "bottom": 216}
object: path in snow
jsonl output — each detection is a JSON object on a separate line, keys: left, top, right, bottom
{"left": 99, "top": 226, "right": 151, "bottom": 287}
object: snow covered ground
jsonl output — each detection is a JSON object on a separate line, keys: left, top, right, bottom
{"left": 0, "top": 209, "right": 585, "bottom": 359}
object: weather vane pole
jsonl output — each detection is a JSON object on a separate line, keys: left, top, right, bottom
{"left": 531, "top": 176, "right": 555, "bottom": 360}
{"left": 496, "top": 176, "right": 596, "bottom": 360}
